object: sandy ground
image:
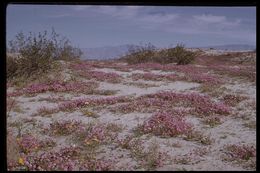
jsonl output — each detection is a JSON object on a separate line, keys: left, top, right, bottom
{"left": 7, "top": 57, "right": 256, "bottom": 171}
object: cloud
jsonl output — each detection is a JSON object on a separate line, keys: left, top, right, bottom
{"left": 67, "top": 5, "right": 179, "bottom": 28}
{"left": 88, "top": 6, "right": 180, "bottom": 26}
{"left": 46, "top": 6, "right": 142, "bottom": 20}
{"left": 84, "top": 7, "right": 243, "bottom": 37}
{"left": 72, "top": 5, "right": 91, "bottom": 11}
{"left": 192, "top": 14, "right": 241, "bottom": 28}
{"left": 138, "top": 13, "right": 179, "bottom": 23}
{"left": 46, "top": 13, "right": 72, "bottom": 18}
{"left": 97, "top": 6, "right": 141, "bottom": 19}
{"left": 193, "top": 14, "right": 226, "bottom": 23}
{"left": 67, "top": 6, "right": 254, "bottom": 44}
{"left": 154, "top": 13, "right": 242, "bottom": 35}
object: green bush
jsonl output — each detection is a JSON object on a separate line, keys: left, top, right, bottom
{"left": 7, "top": 29, "right": 83, "bottom": 79}
{"left": 173, "top": 44, "right": 196, "bottom": 65}
{"left": 122, "top": 43, "right": 157, "bottom": 64}
{"left": 6, "top": 55, "right": 19, "bottom": 79}
{"left": 121, "top": 43, "right": 196, "bottom": 65}
{"left": 156, "top": 47, "right": 177, "bottom": 64}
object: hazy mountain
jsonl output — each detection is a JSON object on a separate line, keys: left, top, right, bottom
{"left": 81, "top": 44, "right": 135, "bottom": 60}
{"left": 198, "top": 44, "right": 256, "bottom": 51}
{"left": 80, "top": 44, "right": 256, "bottom": 60}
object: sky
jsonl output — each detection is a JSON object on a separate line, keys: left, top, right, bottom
{"left": 6, "top": 5, "right": 256, "bottom": 48}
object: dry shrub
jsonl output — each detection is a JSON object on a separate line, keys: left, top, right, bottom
{"left": 171, "top": 44, "right": 196, "bottom": 65}
{"left": 7, "top": 29, "right": 82, "bottom": 80}
{"left": 122, "top": 43, "right": 157, "bottom": 64}
{"left": 6, "top": 55, "right": 19, "bottom": 79}
{"left": 121, "top": 43, "right": 196, "bottom": 65}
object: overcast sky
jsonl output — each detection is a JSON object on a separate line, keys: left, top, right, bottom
{"left": 6, "top": 5, "right": 256, "bottom": 48}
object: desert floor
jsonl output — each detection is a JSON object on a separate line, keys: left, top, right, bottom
{"left": 7, "top": 51, "right": 256, "bottom": 171}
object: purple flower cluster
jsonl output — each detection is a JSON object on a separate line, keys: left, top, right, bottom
{"left": 131, "top": 73, "right": 164, "bottom": 81}
{"left": 116, "top": 135, "right": 136, "bottom": 149}
{"left": 165, "top": 73, "right": 180, "bottom": 81}
{"left": 25, "top": 83, "right": 50, "bottom": 94}
{"left": 69, "top": 62, "right": 94, "bottom": 71}
{"left": 195, "top": 102, "right": 231, "bottom": 115}
{"left": 148, "top": 91, "right": 231, "bottom": 115}
{"left": 140, "top": 112, "right": 193, "bottom": 137}
{"left": 39, "top": 137, "right": 56, "bottom": 148}
{"left": 74, "top": 123, "right": 117, "bottom": 148}
{"left": 7, "top": 91, "right": 23, "bottom": 97}
{"left": 7, "top": 82, "right": 13, "bottom": 88}
{"left": 132, "top": 72, "right": 221, "bottom": 85}
{"left": 113, "top": 91, "right": 231, "bottom": 116}
{"left": 17, "top": 134, "right": 41, "bottom": 154}
{"left": 209, "top": 65, "right": 256, "bottom": 81}
{"left": 222, "top": 94, "right": 248, "bottom": 107}
{"left": 15, "top": 144, "right": 114, "bottom": 171}
{"left": 113, "top": 65, "right": 132, "bottom": 72}
{"left": 49, "top": 120, "right": 82, "bottom": 136}
{"left": 24, "top": 146, "right": 82, "bottom": 171}
{"left": 131, "top": 63, "right": 164, "bottom": 70}
{"left": 7, "top": 97, "right": 16, "bottom": 112}
{"left": 83, "top": 124, "right": 106, "bottom": 145}
{"left": 58, "top": 98, "right": 88, "bottom": 111}
{"left": 138, "top": 62, "right": 225, "bottom": 84}
{"left": 186, "top": 73, "right": 222, "bottom": 85}
{"left": 113, "top": 103, "right": 139, "bottom": 113}
{"left": 116, "top": 135, "right": 168, "bottom": 169}
{"left": 202, "top": 116, "right": 222, "bottom": 127}
{"left": 79, "top": 70, "right": 122, "bottom": 83}
{"left": 58, "top": 96, "right": 130, "bottom": 112}
{"left": 131, "top": 72, "right": 179, "bottom": 81}
{"left": 16, "top": 134, "right": 55, "bottom": 156}
{"left": 37, "top": 106, "right": 59, "bottom": 116}
{"left": 7, "top": 81, "right": 98, "bottom": 97}
{"left": 113, "top": 98, "right": 158, "bottom": 114}
{"left": 80, "top": 159, "right": 114, "bottom": 171}
{"left": 25, "top": 81, "right": 95, "bottom": 94}
{"left": 131, "top": 63, "right": 207, "bottom": 74}
{"left": 164, "top": 64, "right": 207, "bottom": 74}
{"left": 225, "top": 144, "right": 256, "bottom": 161}
{"left": 140, "top": 151, "right": 168, "bottom": 169}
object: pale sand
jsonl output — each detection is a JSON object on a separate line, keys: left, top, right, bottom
{"left": 7, "top": 60, "right": 256, "bottom": 171}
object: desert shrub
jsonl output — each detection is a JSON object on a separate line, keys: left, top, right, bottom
{"left": 149, "top": 47, "right": 177, "bottom": 64}
{"left": 8, "top": 31, "right": 54, "bottom": 78}
{"left": 122, "top": 43, "right": 157, "bottom": 64}
{"left": 6, "top": 55, "right": 19, "bottom": 79}
{"left": 122, "top": 43, "right": 196, "bottom": 65}
{"left": 7, "top": 29, "right": 83, "bottom": 79}
{"left": 172, "top": 44, "right": 196, "bottom": 65}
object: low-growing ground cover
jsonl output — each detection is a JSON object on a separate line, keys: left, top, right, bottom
{"left": 7, "top": 50, "right": 256, "bottom": 171}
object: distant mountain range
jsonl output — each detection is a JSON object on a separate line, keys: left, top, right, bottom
{"left": 80, "top": 44, "right": 256, "bottom": 60}
{"left": 81, "top": 45, "right": 132, "bottom": 60}
{"left": 197, "top": 44, "right": 256, "bottom": 51}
